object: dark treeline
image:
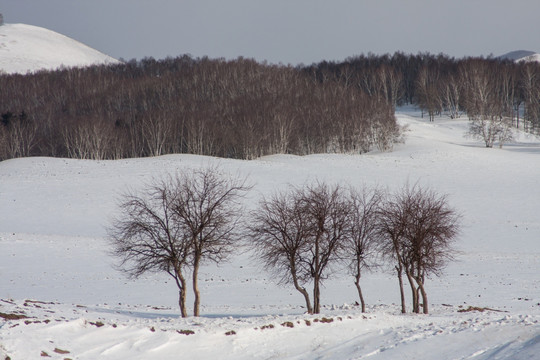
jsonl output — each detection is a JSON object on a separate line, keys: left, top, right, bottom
{"left": 0, "top": 56, "right": 399, "bottom": 161}
{"left": 1, "top": 52, "right": 539, "bottom": 160}
{"left": 305, "top": 52, "right": 540, "bottom": 144}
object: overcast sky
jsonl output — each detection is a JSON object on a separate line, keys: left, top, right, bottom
{"left": 2, "top": 0, "right": 540, "bottom": 64}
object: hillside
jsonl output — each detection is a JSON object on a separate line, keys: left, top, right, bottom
{"left": 499, "top": 50, "right": 540, "bottom": 63}
{"left": 0, "top": 108, "right": 539, "bottom": 359}
{"left": 0, "top": 23, "right": 119, "bottom": 74}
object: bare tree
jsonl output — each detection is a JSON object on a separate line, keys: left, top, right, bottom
{"left": 378, "top": 64, "right": 404, "bottom": 109}
{"left": 377, "top": 191, "right": 409, "bottom": 314}
{"left": 442, "top": 75, "right": 462, "bottom": 119}
{"left": 248, "top": 182, "right": 350, "bottom": 314}
{"left": 370, "top": 111, "right": 405, "bottom": 152}
{"left": 466, "top": 115, "right": 513, "bottom": 148}
{"left": 343, "top": 187, "right": 383, "bottom": 313}
{"left": 0, "top": 111, "right": 38, "bottom": 159}
{"left": 62, "top": 117, "right": 115, "bottom": 160}
{"left": 459, "top": 59, "right": 515, "bottom": 148}
{"left": 416, "top": 66, "right": 442, "bottom": 122}
{"left": 248, "top": 190, "right": 315, "bottom": 313}
{"left": 521, "top": 63, "right": 540, "bottom": 133}
{"left": 171, "top": 167, "right": 250, "bottom": 316}
{"left": 109, "top": 167, "right": 249, "bottom": 317}
{"left": 379, "top": 185, "right": 460, "bottom": 314}
{"left": 108, "top": 176, "right": 191, "bottom": 317}
{"left": 304, "top": 183, "right": 351, "bottom": 313}
{"left": 141, "top": 113, "right": 174, "bottom": 157}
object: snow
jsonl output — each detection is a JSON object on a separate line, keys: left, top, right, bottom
{"left": 517, "top": 53, "right": 540, "bottom": 63}
{"left": 0, "top": 23, "right": 120, "bottom": 74}
{"left": 1, "top": 109, "right": 540, "bottom": 359}
{"left": 498, "top": 50, "right": 540, "bottom": 63}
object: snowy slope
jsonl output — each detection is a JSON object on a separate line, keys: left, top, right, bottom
{"left": 499, "top": 50, "right": 540, "bottom": 63}
{"left": 1, "top": 109, "right": 539, "bottom": 359}
{"left": 517, "top": 53, "right": 540, "bottom": 63}
{"left": 0, "top": 23, "right": 120, "bottom": 74}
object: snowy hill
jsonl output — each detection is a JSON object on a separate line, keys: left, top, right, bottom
{"left": 1, "top": 108, "right": 539, "bottom": 359}
{"left": 0, "top": 23, "right": 120, "bottom": 74}
{"left": 498, "top": 50, "right": 540, "bottom": 63}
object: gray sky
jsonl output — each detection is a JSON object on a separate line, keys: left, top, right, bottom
{"left": 2, "top": 0, "right": 540, "bottom": 64}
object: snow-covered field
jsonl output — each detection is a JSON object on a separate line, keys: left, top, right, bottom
{"left": 1, "top": 109, "right": 539, "bottom": 359}
{"left": 0, "top": 23, "right": 119, "bottom": 74}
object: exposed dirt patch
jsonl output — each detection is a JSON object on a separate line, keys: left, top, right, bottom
{"left": 88, "top": 321, "right": 105, "bottom": 327}
{"left": 0, "top": 312, "right": 28, "bottom": 320}
{"left": 313, "top": 317, "right": 334, "bottom": 323}
{"left": 177, "top": 329, "right": 195, "bottom": 335}
{"left": 53, "top": 348, "right": 70, "bottom": 355}
{"left": 457, "top": 306, "right": 507, "bottom": 313}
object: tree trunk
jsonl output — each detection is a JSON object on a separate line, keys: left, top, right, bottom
{"left": 354, "top": 274, "right": 366, "bottom": 313}
{"left": 291, "top": 263, "right": 312, "bottom": 314}
{"left": 313, "top": 234, "right": 320, "bottom": 314}
{"left": 516, "top": 103, "right": 520, "bottom": 129}
{"left": 313, "top": 276, "right": 321, "bottom": 314}
{"left": 192, "top": 256, "right": 201, "bottom": 317}
{"left": 179, "top": 289, "right": 187, "bottom": 318}
{"left": 416, "top": 285, "right": 421, "bottom": 310}
{"left": 293, "top": 277, "right": 312, "bottom": 314}
{"left": 179, "top": 276, "right": 188, "bottom": 318}
{"left": 416, "top": 277, "right": 429, "bottom": 314}
{"left": 396, "top": 265, "right": 406, "bottom": 314}
{"left": 173, "top": 267, "right": 188, "bottom": 318}
{"left": 406, "top": 271, "right": 419, "bottom": 313}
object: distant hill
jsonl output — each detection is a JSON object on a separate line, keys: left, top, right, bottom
{"left": 0, "top": 23, "right": 120, "bottom": 74}
{"left": 498, "top": 50, "right": 540, "bottom": 63}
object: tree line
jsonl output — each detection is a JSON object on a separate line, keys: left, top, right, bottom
{"left": 2, "top": 52, "right": 537, "bottom": 160}
{"left": 0, "top": 56, "right": 399, "bottom": 161}
{"left": 306, "top": 53, "right": 540, "bottom": 147}
{"left": 109, "top": 167, "right": 460, "bottom": 317}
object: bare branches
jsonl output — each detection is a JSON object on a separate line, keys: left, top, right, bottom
{"left": 108, "top": 166, "right": 250, "bottom": 317}
{"left": 248, "top": 182, "right": 354, "bottom": 314}
{"left": 170, "top": 166, "right": 250, "bottom": 316}
{"left": 343, "top": 187, "right": 384, "bottom": 312}
{"left": 108, "top": 178, "right": 191, "bottom": 317}
{"left": 249, "top": 189, "right": 314, "bottom": 313}
{"left": 0, "top": 56, "right": 401, "bottom": 161}
{"left": 249, "top": 182, "right": 460, "bottom": 315}
{"left": 302, "top": 183, "right": 352, "bottom": 314}
{"left": 109, "top": 166, "right": 460, "bottom": 317}
{"left": 378, "top": 184, "right": 461, "bottom": 314}
{"left": 0, "top": 111, "right": 38, "bottom": 159}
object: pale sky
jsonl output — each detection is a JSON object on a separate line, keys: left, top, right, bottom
{"left": 2, "top": 0, "right": 539, "bottom": 64}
